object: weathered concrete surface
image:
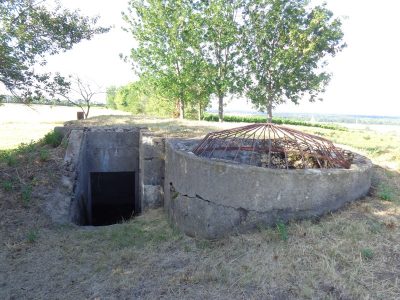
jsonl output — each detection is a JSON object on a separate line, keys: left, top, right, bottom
{"left": 50, "top": 126, "right": 168, "bottom": 225}
{"left": 139, "top": 131, "right": 165, "bottom": 210}
{"left": 164, "top": 139, "right": 373, "bottom": 239}
{"left": 46, "top": 129, "right": 84, "bottom": 224}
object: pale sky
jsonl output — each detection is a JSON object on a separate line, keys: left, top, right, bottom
{"left": 39, "top": 0, "right": 400, "bottom": 116}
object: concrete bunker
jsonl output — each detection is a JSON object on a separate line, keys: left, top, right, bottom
{"left": 70, "top": 129, "right": 140, "bottom": 226}
{"left": 164, "top": 138, "right": 373, "bottom": 239}
{"left": 57, "top": 124, "right": 371, "bottom": 238}
{"left": 59, "top": 127, "right": 165, "bottom": 226}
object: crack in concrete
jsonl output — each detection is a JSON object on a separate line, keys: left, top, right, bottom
{"left": 180, "top": 192, "right": 259, "bottom": 214}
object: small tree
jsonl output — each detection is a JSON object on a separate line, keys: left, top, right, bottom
{"left": 124, "top": 0, "right": 200, "bottom": 119}
{"left": 241, "top": 0, "right": 345, "bottom": 121}
{"left": 56, "top": 76, "right": 103, "bottom": 119}
{"left": 201, "top": 0, "right": 242, "bottom": 122}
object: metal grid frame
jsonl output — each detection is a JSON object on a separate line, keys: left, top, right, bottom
{"left": 192, "top": 123, "right": 351, "bottom": 169}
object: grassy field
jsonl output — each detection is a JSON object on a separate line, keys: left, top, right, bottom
{"left": 0, "top": 103, "right": 130, "bottom": 149}
{"left": 1, "top": 105, "right": 400, "bottom": 299}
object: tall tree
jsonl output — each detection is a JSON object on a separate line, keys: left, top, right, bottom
{"left": 0, "top": 0, "right": 109, "bottom": 99}
{"left": 201, "top": 0, "right": 242, "bottom": 122}
{"left": 241, "top": 0, "right": 345, "bottom": 121}
{"left": 124, "top": 0, "right": 202, "bottom": 119}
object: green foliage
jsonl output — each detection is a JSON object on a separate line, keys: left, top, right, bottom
{"left": 202, "top": 113, "right": 347, "bottom": 130}
{"left": 124, "top": 0, "right": 213, "bottom": 118}
{"left": 361, "top": 248, "right": 374, "bottom": 260}
{"left": 200, "top": 0, "right": 242, "bottom": 121}
{"left": 42, "top": 130, "right": 62, "bottom": 148}
{"left": 39, "top": 149, "right": 50, "bottom": 162}
{"left": 276, "top": 220, "right": 288, "bottom": 241}
{"left": 27, "top": 229, "right": 39, "bottom": 243}
{"left": 0, "top": 0, "right": 109, "bottom": 98}
{"left": 122, "top": 0, "right": 344, "bottom": 120}
{"left": 240, "top": 0, "right": 345, "bottom": 119}
{"left": 17, "top": 142, "right": 36, "bottom": 154}
{"left": 106, "top": 86, "right": 117, "bottom": 109}
{"left": 377, "top": 184, "right": 394, "bottom": 201}
{"left": 1, "top": 180, "right": 13, "bottom": 192}
{"left": 4, "top": 152, "right": 17, "bottom": 167}
{"left": 106, "top": 78, "right": 175, "bottom": 117}
{"left": 21, "top": 184, "right": 32, "bottom": 206}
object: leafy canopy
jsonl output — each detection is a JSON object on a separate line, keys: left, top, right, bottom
{"left": 0, "top": 0, "right": 109, "bottom": 99}
{"left": 241, "top": 0, "right": 345, "bottom": 119}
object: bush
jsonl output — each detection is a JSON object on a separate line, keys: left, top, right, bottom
{"left": 42, "top": 130, "right": 62, "bottom": 148}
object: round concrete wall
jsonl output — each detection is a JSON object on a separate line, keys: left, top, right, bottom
{"left": 164, "top": 139, "right": 373, "bottom": 239}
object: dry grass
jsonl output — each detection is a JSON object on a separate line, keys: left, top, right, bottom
{"left": 0, "top": 103, "right": 130, "bottom": 150}
{"left": 1, "top": 108, "right": 400, "bottom": 299}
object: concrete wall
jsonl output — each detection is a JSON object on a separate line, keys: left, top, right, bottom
{"left": 139, "top": 131, "right": 165, "bottom": 210}
{"left": 69, "top": 128, "right": 141, "bottom": 225}
{"left": 164, "top": 139, "right": 373, "bottom": 239}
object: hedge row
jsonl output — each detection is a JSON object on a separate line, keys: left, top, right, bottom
{"left": 202, "top": 113, "right": 347, "bottom": 131}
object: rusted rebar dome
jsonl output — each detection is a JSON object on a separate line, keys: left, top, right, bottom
{"left": 192, "top": 123, "right": 352, "bottom": 169}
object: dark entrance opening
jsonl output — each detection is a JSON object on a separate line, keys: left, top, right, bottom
{"left": 89, "top": 172, "right": 136, "bottom": 226}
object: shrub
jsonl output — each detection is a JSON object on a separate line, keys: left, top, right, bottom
{"left": 42, "top": 130, "right": 62, "bottom": 148}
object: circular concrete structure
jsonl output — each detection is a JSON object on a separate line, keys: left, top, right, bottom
{"left": 164, "top": 139, "right": 373, "bottom": 239}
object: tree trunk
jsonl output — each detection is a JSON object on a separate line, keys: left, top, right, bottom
{"left": 267, "top": 96, "right": 273, "bottom": 123}
{"left": 85, "top": 104, "right": 90, "bottom": 119}
{"left": 218, "top": 94, "right": 224, "bottom": 122}
{"left": 179, "top": 99, "right": 185, "bottom": 119}
{"left": 198, "top": 101, "right": 202, "bottom": 121}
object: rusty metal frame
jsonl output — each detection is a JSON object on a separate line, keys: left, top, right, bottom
{"left": 192, "top": 123, "right": 352, "bottom": 169}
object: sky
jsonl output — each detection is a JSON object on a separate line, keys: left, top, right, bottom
{"left": 34, "top": 0, "right": 400, "bottom": 116}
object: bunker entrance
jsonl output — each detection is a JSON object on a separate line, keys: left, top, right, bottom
{"left": 89, "top": 172, "right": 136, "bottom": 226}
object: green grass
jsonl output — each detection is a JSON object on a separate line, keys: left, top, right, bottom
{"left": 377, "top": 184, "right": 394, "bottom": 201}
{"left": 202, "top": 113, "right": 348, "bottom": 131}
{"left": 41, "top": 130, "right": 62, "bottom": 148}
{"left": 21, "top": 184, "right": 32, "bottom": 206}
{"left": 276, "top": 220, "right": 289, "bottom": 241}
{"left": 39, "top": 148, "right": 50, "bottom": 161}
{"left": 81, "top": 216, "right": 182, "bottom": 250}
{"left": 361, "top": 248, "right": 374, "bottom": 260}
{"left": 26, "top": 229, "right": 39, "bottom": 243}
{"left": 1, "top": 180, "right": 13, "bottom": 191}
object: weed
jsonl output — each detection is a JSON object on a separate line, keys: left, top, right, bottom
{"left": 17, "top": 142, "right": 36, "bottom": 154}
{"left": 1, "top": 180, "right": 13, "bottom": 191}
{"left": 195, "top": 239, "right": 212, "bottom": 249}
{"left": 4, "top": 152, "right": 17, "bottom": 166}
{"left": 39, "top": 148, "right": 50, "bottom": 162}
{"left": 276, "top": 220, "right": 289, "bottom": 241}
{"left": 377, "top": 184, "right": 394, "bottom": 201}
{"left": 42, "top": 130, "right": 62, "bottom": 148}
{"left": 61, "top": 138, "right": 69, "bottom": 149}
{"left": 27, "top": 229, "right": 39, "bottom": 243}
{"left": 21, "top": 184, "right": 32, "bottom": 205}
{"left": 368, "top": 221, "right": 382, "bottom": 234}
{"left": 361, "top": 248, "right": 374, "bottom": 260}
